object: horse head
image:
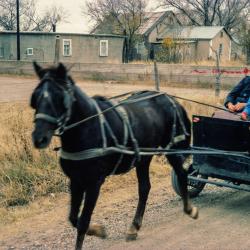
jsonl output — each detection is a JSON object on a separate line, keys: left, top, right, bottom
{"left": 31, "top": 61, "right": 75, "bottom": 149}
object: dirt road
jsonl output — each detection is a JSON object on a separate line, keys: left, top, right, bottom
{"left": 1, "top": 75, "right": 249, "bottom": 250}
{"left": 1, "top": 175, "right": 250, "bottom": 250}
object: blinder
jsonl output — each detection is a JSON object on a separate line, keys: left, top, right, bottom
{"left": 33, "top": 76, "right": 75, "bottom": 135}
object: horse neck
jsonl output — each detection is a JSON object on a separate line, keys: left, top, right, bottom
{"left": 60, "top": 86, "right": 101, "bottom": 151}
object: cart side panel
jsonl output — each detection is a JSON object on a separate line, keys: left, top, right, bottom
{"left": 192, "top": 116, "right": 250, "bottom": 183}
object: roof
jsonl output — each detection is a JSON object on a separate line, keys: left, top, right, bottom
{"left": 137, "top": 11, "right": 166, "bottom": 35}
{"left": 0, "top": 30, "right": 125, "bottom": 39}
{"left": 91, "top": 11, "right": 180, "bottom": 36}
{"left": 137, "top": 11, "right": 179, "bottom": 35}
{"left": 158, "top": 26, "right": 230, "bottom": 40}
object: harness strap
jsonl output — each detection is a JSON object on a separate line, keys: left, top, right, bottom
{"left": 60, "top": 99, "right": 136, "bottom": 175}
{"left": 92, "top": 99, "right": 107, "bottom": 148}
{"left": 35, "top": 113, "right": 58, "bottom": 124}
{"left": 164, "top": 94, "right": 189, "bottom": 150}
{"left": 60, "top": 147, "right": 113, "bottom": 160}
{"left": 107, "top": 99, "right": 129, "bottom": 175}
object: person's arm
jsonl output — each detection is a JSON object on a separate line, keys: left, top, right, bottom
{"left": 224, "top": 77, "right": 248, "bottom": 108}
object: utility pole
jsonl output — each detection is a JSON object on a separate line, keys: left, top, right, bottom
{"left": 16, "top": 0, "right": 20, "bottom": 60}
{"left": 154, "top": 60, "right": 160, "bottom": 91}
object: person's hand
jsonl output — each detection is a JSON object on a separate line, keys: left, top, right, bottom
{"left": 241, "top": 111, "right": 248, "bottom": 121}
{"left": 234, "top": 102, "right": 246, "bottom": 111}
{"left": 227, "top": 102, "right": 236, "bottom": 112}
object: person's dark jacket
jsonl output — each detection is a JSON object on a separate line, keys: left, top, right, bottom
{"left": 224, "top": 76, "right": 250, "bottom": 108}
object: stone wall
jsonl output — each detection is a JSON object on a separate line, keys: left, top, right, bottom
{"left": 0, "top": 60, "right": 249, "bottom": 88}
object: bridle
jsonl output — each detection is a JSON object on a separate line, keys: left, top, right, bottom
{"left": 34, "top": 76, "right": 75, "bottom": 135}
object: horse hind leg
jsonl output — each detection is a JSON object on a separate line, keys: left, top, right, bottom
{"left": 167, "top": 155, "right": 198, "bottom": 219}
{"left": 126, "top": 158, "right": 152, "bottom": 241}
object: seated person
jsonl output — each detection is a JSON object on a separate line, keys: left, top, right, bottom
{"left": 213, "top": 75, "right": 250, "bottom": 121}
{"left": 224, "top": 75, "right": 250, "bottom": 112}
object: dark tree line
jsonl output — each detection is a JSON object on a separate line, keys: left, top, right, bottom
{"left": 160, "top": 0, "right": 250, "bottom": 34}
{"left": 0, "top": 0, "right": 69, "bottom": 32}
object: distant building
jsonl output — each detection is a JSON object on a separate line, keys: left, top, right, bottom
{"left": 92, "top": 11, "right": 181, "bottom": 61}
{"left": 135, "top": 11, "right": 181, "bottom": 60}
{"left": 155, "top": 26, "right": 232, "bottom": 62}
{"left": 92, "top": 11, "right": 232, "bottom": 62}
{"left": 0, "top": 31, "right": 125, "bottom": 64}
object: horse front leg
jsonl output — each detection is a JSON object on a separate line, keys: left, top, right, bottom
{"left": 126, "top": 159, "right": 151, "bottom": 241}
{"left": 75, "top": 181, "right": 104, "bottom": 250}
{"left": 167, "top": 155, "right": 198, "bottom": 219}
{"left": 69, "top": 180, "right": 84, "bottom": 228}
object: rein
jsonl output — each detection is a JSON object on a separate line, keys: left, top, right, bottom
{"left": 64, "top": 92, "right": 165, "bottom": 132}
{"left": 59, "top": 145, "right": 250, "bottom": 161}
{"left": 109, "top": 90, "right": 229, "bottom": 112}
{"left": 63, "top": 90, "right": 236, "bottom": 132}
{"left": 59, "top": 91, "right": 190, "bottom": 165}
{"left": 35, "top": 79, "right": 246, "bottom": 166}
{"left": 58, "top": 90, "right": 248, "bottom": 164}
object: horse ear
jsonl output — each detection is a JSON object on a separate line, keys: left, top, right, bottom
{"left": 33, "top": 61, "right": 44, "bottom": 79}
{"left": 57, "top": 63, "right": 67, "bottom": 79}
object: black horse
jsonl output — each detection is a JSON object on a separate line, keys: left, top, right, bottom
{"left": 31, "top": 62, "right": 198, "bottom": 250}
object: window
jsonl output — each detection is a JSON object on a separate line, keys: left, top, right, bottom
{"left": 99, "top": 40, "right": 108, "bottom": 57}
{"left": 219, "top": 43, "right": 223, "bottom": 55}
{"left": 0, "top": 47, "right": 4, "bottom": 57}
{"left": 63, "top": 39, "right": 72, "bottom": 56}
{"left": 220, "top": 31, "right": 223, "bottom": 38}
{"left": 26, "top": 48, "right": 33, "bottom": 56}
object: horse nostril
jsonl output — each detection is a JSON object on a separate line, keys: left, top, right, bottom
{"left": 39, "top": 137, "right": 47, "bottom": 144}
{"left": 32, "top": 135, "right": 49, "bottom": 148}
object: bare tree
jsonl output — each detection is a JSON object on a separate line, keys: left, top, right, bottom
{"left": 0, "top": 0, "right": 22, "bottom": 30}
{"left": 160, "top": 0, "right": 250, "bottom": 34}
{"left": 84, "top": 0, "right": 149, "bottom": 62}
{"left": 0, "top": 0, "right": 69, "bottom": 32}
{"left": 42, "top": 5, "right": 69, "bottom": 32}
{"left": 239, "top": 19, "right": 250, "bottom": 64}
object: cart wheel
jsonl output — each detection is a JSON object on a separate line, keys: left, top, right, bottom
{"left": 171, "top": 165, "right": 207, "bottom": 198}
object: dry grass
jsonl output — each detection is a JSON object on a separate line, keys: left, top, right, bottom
{"left": 187, "top": 59, "right": 247, "bottom": 67}
{"left": 0, "top": 103, "right": 67, "bottom": 208}
{"left": 130, "top": 59, "right": 247, "bottom": 67}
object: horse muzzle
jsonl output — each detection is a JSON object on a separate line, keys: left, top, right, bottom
{"left": 32, "top": 130, "right": 53, "bottom": 149}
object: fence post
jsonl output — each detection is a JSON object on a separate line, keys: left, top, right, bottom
{"left": 154, "top": 60, "right": 160, "bottom": 91}
{"left": 215, "top": 49, "right": 221, "bottom": 97}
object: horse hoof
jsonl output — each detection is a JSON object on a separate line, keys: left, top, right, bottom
{"left": 126, "top": 233, "right": 138, "bottom": 241}
{"left": 126, "top": 225, "right": 138, "bottom": 241}
{"left": 87, "top": 223, "right": 107, "bottom": 239}
{"left": 189, "top": 206, "right": 199, "bottom": 219}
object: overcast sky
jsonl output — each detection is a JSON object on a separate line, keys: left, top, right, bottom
{"left": 37, "top": 0, "right": 162, "bottom": 33}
